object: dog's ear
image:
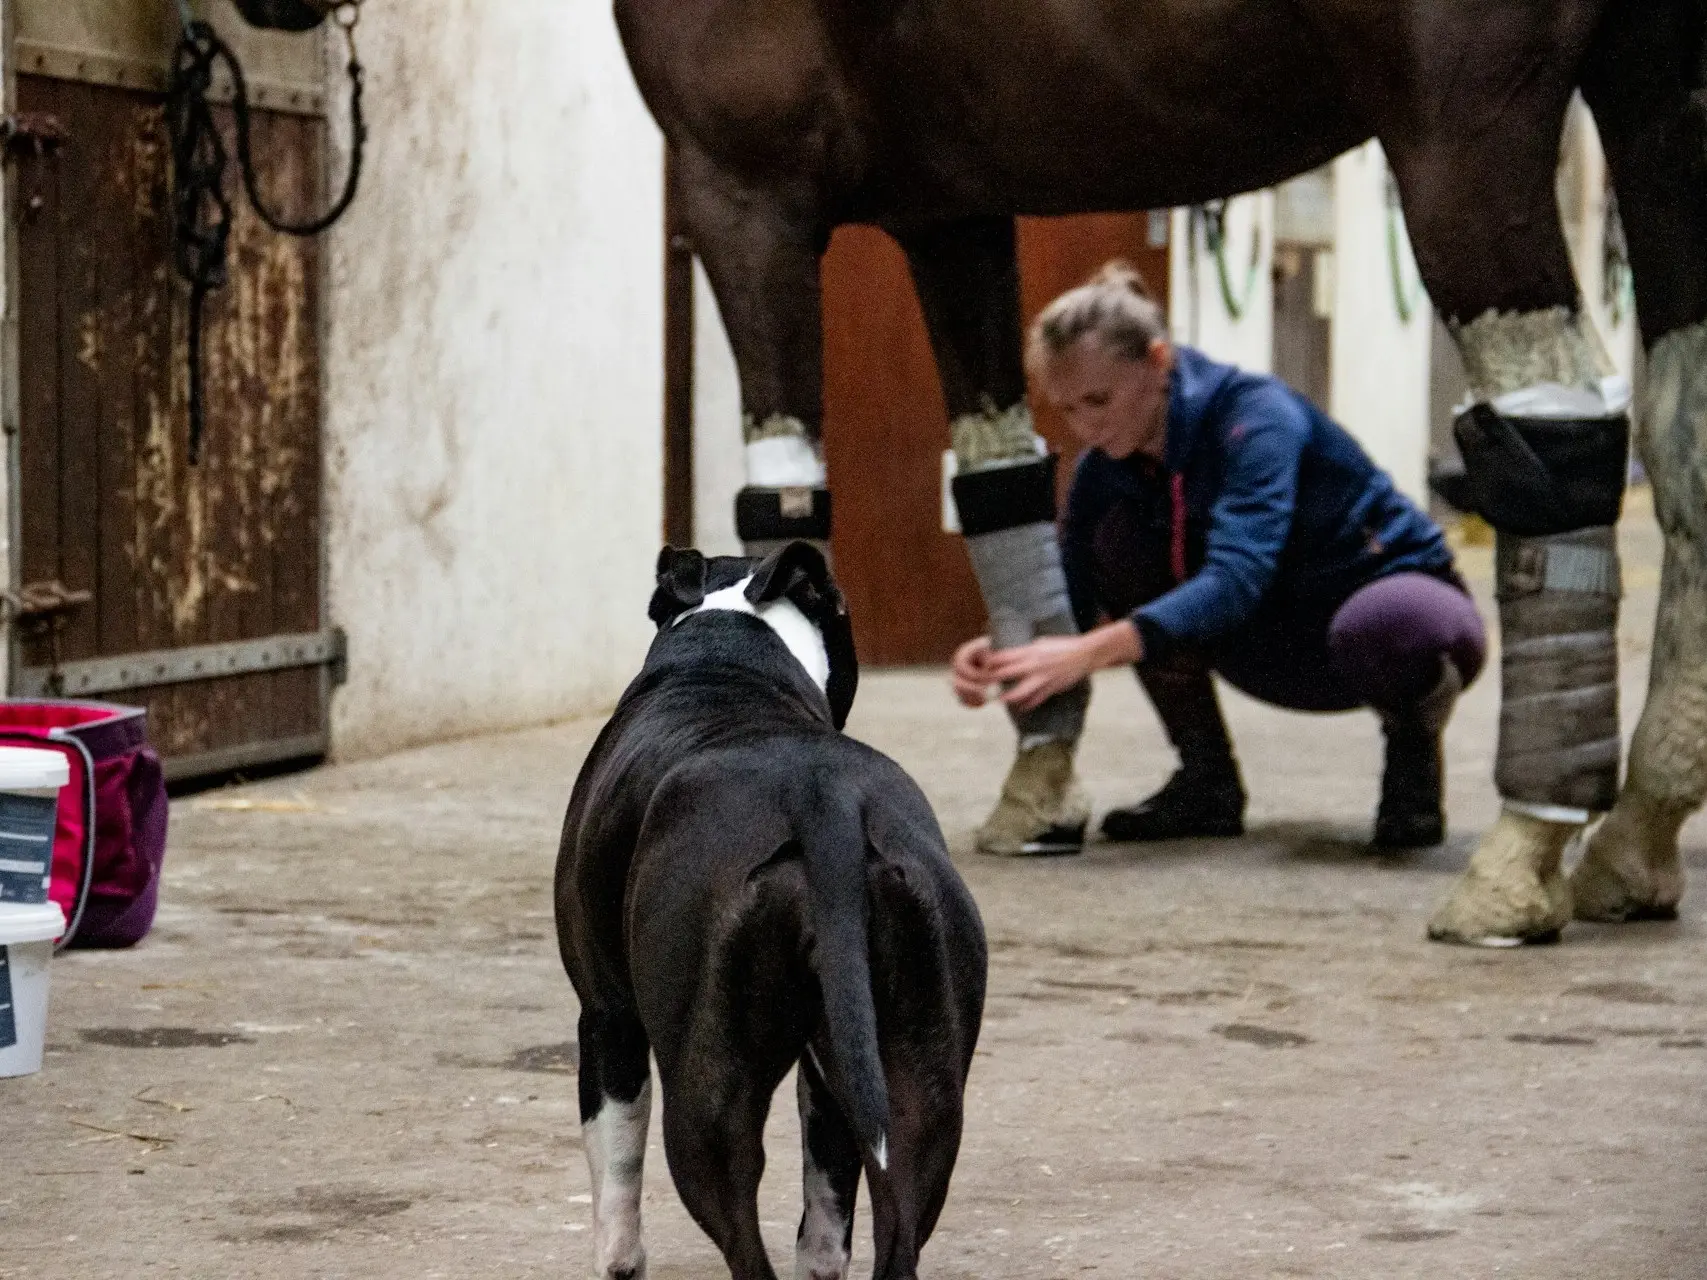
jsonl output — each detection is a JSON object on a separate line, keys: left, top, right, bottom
{"left": 746, "top": 542, "right": 859, "bottom": 729}
{"left": 744, "top": 541, "right": 826, "bottom": 609}
{"left": 648, "top": 546, "right": 708, "bottom": 627}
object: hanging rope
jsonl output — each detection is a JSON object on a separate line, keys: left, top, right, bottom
{"left": 167, "top": 2, "right": 367, "bottom": 463}
{"left": 1196, "top": 199, "right": 1261, "bottom": 321}
{"left": 1384, "top": 170, "right": 1425, "bottom": 325}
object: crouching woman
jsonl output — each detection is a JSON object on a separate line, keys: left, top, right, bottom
{"left": 954, "top": 263, "right": 1486, "bottom": 849}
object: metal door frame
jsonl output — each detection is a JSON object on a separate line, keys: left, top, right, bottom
{"left": 4, "top": 0, "right": 26, "bottom": 698}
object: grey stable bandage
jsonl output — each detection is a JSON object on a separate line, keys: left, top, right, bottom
{"left": 1494, "top": 528, "right": 1622, "bottom": 814}
{"left": 953, "top": 403, "right": 1087, "bottom": 745}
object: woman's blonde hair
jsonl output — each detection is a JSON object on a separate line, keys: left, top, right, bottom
{"left": 1026, "top": 260, "right": 1168, "bottom": 374}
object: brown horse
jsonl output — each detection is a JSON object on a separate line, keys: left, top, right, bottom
{"left": 605, "top": 3, "right": 1707, "bottom": 1272}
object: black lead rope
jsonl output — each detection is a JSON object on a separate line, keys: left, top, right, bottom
{"left": 167, "top": 11, "right": 367, "bottom": 464}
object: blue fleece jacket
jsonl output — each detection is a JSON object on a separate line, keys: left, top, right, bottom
{"left": 1062, "top": 346, "right": 1454, "bottom": 660}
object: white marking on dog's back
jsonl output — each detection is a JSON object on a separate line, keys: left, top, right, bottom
{"left": 683, "top": 574, "right": 831, "bottom": 692}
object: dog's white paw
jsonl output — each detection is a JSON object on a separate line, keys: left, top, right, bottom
{"left": 594, "top": 1253, "right": 647, "bottom": 1280}
{"left": 794, "top": 1229, "right": 849, "bottom": 1280}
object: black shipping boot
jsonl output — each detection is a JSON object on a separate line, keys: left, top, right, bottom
{"left": 1373, "top": 659, "right": 1464, "bottom": 850}
{"left": 1102, "top": 666, "right": 1247, "bottom": 842}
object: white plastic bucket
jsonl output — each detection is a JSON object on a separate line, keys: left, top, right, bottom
{"left": 0, "top": 746, "right": 69, "bottom": 907}
{"left": 0, "top": 901, "right": 64, "bottom": 1077}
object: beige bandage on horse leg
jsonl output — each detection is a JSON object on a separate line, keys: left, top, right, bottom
{"left": 1429, "top": 306, "right": 1621, "bottom": 944}
{"left": 1573, "top": 319, "right": 1707, "bottom": 920}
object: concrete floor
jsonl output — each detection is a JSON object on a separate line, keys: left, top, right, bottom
{"left": 5, "top": 496, "right": 1707, "bottom": 1279}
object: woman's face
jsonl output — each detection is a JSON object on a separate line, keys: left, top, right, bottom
{"left": 1039, "top": 335, "right": 1173, "bottom": 461}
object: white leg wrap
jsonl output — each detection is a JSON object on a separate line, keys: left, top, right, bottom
{"left": 585, "top": 1080, "right": 651, "bottom": 1280}
{"left": 745, "top": 413, "right": 827, "bottom": 487}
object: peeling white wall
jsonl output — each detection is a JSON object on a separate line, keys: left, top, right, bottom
{"left": 1169, "top": 193, "right": 1275, "bottom": 373}
{"left": 324, "top": 2, "right": 663, "bottom": 760}
{"left": 1330, "top": 141, "right": 1432, "bottom": 503}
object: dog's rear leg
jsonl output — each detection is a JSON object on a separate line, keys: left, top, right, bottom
{"left": 579, "top": 1009, "right": 653, "bottom": 1280}
{"left": 864, "top": 1066, "right": 968, "bottom": 1280}
{"left": 661, "top": 1071, "right": 780, "bottom": 1280}
{"left": 795, "top": 1048, "right": 862, "bottom": 1280}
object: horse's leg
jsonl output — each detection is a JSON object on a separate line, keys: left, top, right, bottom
{"left": 1386, "top": 100, "right": 1623, "bottom": 945}
{"left": 671, "top": 144, "right": 831, "bottom": 555}
{"left": 901, "top": 216, "right": 1090, "bottom": 856}
{"left": 1569, "top": 6, "right": 1707, "bottom": 920}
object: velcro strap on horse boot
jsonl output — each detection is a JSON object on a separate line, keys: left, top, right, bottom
{"left": 1493, "top": 526, "right": 1622, "bottom": 813}
{"left": 951, "top": 455, "right": 1059, "bottom": 537}
{"left": 735, "top": 486, "right": 832, "bottom": 546}
{"left": 1443, "top": 403, "right": 1629, "bottom": 536}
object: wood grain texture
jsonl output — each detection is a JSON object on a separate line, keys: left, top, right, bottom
{"left": 15, "top": 75, "right": 325, "bottom": 774}
{"left": 820, "top": 214, "right": 1170, "bottom": 664}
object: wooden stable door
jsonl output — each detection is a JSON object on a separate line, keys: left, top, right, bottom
{"left": 822, "top": 216, "right": 1170, "bottom": 666}
{"left": 8, "top": 5, "right": 336, "bottom": 780}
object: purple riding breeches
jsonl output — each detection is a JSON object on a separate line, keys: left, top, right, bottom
{"left": 1090, "top": 518, "right": 1488, "bottom": 714}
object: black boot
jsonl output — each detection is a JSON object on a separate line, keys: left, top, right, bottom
{"left": 1373, "top": 659, "right": 1463, "bottom": 850}
{"left": 1102, "top": 666, "right": 1246, "bottom": 842}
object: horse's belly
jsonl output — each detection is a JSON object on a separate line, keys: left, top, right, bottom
{"left": 842, "top": 0, "right": 1366, "bottom": 219}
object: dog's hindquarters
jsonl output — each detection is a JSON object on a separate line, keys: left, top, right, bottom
{"left": 627, "top": 749, "right": 985, "bottom": 1280}
{"left": 793, "top": 760, "right": 986, "bottom": 1280}
{"left": 628, "top": 771, "right": 819, "bottom": 1280}
{"left": 856, "top": 814, "right": 987, "bottom": 1280}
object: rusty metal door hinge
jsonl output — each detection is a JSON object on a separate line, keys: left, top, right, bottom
{"left": 4, "top": 581, "right": 92, "bottom": 695}
{"left": 0, "top": 114, "right": 67, "bottom": 162}
{"left": 5, "top": 580, "right": 91, "bottom": 635}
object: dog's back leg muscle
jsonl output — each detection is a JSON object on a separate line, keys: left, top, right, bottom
{"left": 661, "top": 1072, "right": 782, "bottom": 1280}
{"left": 579, "top": 1009, "right": 654, "bottom": 1280}
{"left": 795, "top": 1047, "right": 862, "bottom": 1280}
{"left": 863, "top": 857, "right": 985, "bottom": 1280}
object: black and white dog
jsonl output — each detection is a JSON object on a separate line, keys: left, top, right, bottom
{"left": 555, "top": 542, "right": 987, "bottom": 1280}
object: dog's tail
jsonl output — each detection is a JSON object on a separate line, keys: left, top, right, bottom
{"left": 800, "top": 785, "right": 891, "bottom": 1172}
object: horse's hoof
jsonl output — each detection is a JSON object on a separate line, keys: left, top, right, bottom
{"left": 1426, "top": 811, "right": 1575, "bottom": 946}
{"left": 1570, "top": 795, "right": 1686, "bottom": 922}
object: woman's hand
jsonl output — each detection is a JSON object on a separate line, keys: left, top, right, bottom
{"left": 984, "top": 621, "right": 1143, "bottom": 712}
{"left": 951, "top": 636, "right": 998, "bottom": 708}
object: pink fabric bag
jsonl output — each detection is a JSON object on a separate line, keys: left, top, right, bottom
{"left": 0, "top": 701, "right": 169, "bottom": 949}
